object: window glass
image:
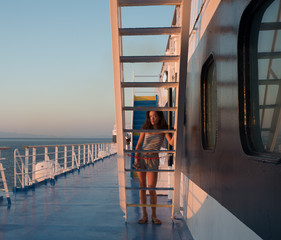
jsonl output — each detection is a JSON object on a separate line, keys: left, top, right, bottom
{"left": 201, "top": 55, "right": 217, "bottom": 150}
{"left": 248, "top": 0, "right": 281, "bottom": 153}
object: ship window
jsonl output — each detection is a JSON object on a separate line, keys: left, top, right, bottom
{"left": 239, "top": 0, "right": 281, "bottom": 162}
{"left": 201, "top": 54, "right": 217, "bottom": 150}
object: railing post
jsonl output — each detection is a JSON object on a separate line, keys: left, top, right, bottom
{"left": 83, "top": 145, "right": 86, "bottom": 165}
{"left": 95, "top": 144, "right": 97, "bottom": 161}
{"left": 78, "top": 145, "right": 81, "bottom": 167}
{"left": 44, "top": 147, "right": 48, "bottom": 162}
{"left": 32, "top": 148, "right": 36, "bottom": 184}
{"left": 91, "top": 144, "right": 94, "bottom": 163}
{"left": 14, "top": 149, "right": 17, "bottom": 188}
{"left": 87, "top": 144, "right": 90, "bottom": 164}
{"left": 64, "top": 146, "right": 67, "bottom": 171}
{"left": 72, "top": 145, "right": 75, "bottom": 169}
{"left": 55, "top": 146, "right": 58, "bottom": 176}
{"left": 102, "top": 144, "right": 104, "bottom": 157}
{"left": 25, "top": 148, "right": 29, "bottom": 187}
{"left": 44, "top": 147, "right": 50, "bottom": 179}
{"left": 0, "top": 148, "right": 11, "bottom": 204}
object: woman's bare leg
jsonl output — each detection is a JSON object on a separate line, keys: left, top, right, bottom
{"left": 137, "top": 172, "right": 148, "bottom": 222}
{"left": 147, "top": 172, "right": 161, "bottom": 224}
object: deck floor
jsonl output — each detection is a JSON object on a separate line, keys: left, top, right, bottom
{"left": 0, "top": 154, "right": 192, "bottom": 240}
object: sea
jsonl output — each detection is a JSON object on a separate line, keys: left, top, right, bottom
{"left": 0, "top": 138, "right": 112, "bottom": 191}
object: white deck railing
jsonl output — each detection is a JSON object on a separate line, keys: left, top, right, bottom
{"left": 14, "top": 143, "right": 115, "bottom": 189}
{"left": 0, "top": 147, "right": 11, "bottom": 204}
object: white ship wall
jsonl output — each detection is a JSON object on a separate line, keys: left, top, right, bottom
{"left": 180, "top": 173, "right": 262, "bottom": 240}
{"left": 180, "top": 1, "right": 261, "bottom": 239}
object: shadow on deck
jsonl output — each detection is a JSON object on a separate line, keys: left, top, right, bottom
{"left": 0, "top": 155, "right": 192, "bottom": 240}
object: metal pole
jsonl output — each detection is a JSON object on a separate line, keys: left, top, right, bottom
{"left": 25, "top": 148, "right": 29, "bottom": 187}
{"left": 64, "top": 146, "right": 67, "bottom": 171}
{"left": 55, "top": 146, "right": 58, "bottom": 176}
{"left": 83, "top": 145, "right": 86, "bottom": 165}
{"left": 32, "top": 148, "right": 36, "bottom": 183}
{"left": 88, "top": 145, "right": 90, "bottom": 163}
{"left": 14, "top": 149, "right": 17, "bottom": 188}
{"left": 78, "top": 145, "right": 81, "bottom": 166}
{"left": 72, "top": 145, "right": 75, "bottom": 169}
{"left": 91, "top": 144, "right": 94, "bottom": 162}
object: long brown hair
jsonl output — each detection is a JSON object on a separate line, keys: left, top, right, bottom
{"left": 142, "top": 111, "right": 168, "bottom": 130}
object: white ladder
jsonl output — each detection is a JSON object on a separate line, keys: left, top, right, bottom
{"left": 110, "top": 0, "right": 191, "bottom": 221}
{"left": 0, "top": 147, "right": 11, "bottom": 205}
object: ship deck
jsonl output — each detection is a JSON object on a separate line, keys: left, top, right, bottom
{"left": 0, "top": 154, "right": 192, "bottom": 240}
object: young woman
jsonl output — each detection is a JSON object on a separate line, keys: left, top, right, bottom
{"left": 134, "top": 111, "right": 174, "bottom": 224}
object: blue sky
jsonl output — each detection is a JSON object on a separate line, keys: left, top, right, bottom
{"left": 0, "top": 1, "right": 175, "bottom": 138}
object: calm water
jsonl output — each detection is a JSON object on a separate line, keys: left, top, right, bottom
{"left": 0, "top": 138, "right": 112, "bottom": 191}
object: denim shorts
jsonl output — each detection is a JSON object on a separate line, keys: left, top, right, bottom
{"left": 138, "top": 154, "right": 160, "bottom": 170}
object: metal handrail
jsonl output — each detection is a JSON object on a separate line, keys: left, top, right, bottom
{"left": 14, "top": 142, "right": 115, "bottom": 189}
{"left": 0, "top": 147, "right": 11, "bottom": 204}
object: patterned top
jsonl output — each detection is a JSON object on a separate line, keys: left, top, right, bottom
{"left": 142, "top": 134, "right": 164, "bottom": 151}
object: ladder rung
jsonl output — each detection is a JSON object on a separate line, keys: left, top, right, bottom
{"left": 120, "top": 55, "right": 180, "bottom": 63}
{"left": 119, "top": 27, "right": 181, "bottom": 36}
{"left": 261, "top": 128, "right": 271, "bottom": 131}
{"left": 259, "top": 104, "right": 278, "bottom": 109}
{"left": 260, "top": 22, "right": 281, "bottom": 31}
{"left": 259, "top": 79, "right": 281, "bottom": 85}
{"left": 258, "top": 52, "right": 281, "bottom": 59}
{"left": 124, "top": 149, "right": 175, "bottom": 154}
{"left": 121, "top": 82, "right": 179, "bottom": 88}
{"left": 119, "top": 0, "right": 182, "bottom": 7}
{"left": 127, "top": 203, "right": 172, "bottom": 208}
{"left": 123, "top": 106, "right": 177, "bottom": 111}
{"left": 123, "top": 129, "right": 175, "bottom": 133}
{"left": 126, "top": 187, "right": 174, "bottom": 191}
{"left": 125, "top": 168, "right": 174, "bottom": 172}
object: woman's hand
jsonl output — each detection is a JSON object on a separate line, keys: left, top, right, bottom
{"left": 133, "top": 162, "right": 141, "bottom": 169}
{"left": 133, "top": 154, "right": 141, "bottom": 169}
{"left": 134, "top": 132, "right": 145, "bottom": 169}
{"left": 165, "top": 133, "right": 175, "bottom": 146}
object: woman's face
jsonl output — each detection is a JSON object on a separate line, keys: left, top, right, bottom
{"left": 149, "top": 111, "right": 159, "bottom": 127}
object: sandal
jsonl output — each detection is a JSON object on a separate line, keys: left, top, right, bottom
{"left": 151, "top": 217, "right": 162, "bottom": 225}
{"left": 138, "top": 216, "right": 148, "bottom": 224}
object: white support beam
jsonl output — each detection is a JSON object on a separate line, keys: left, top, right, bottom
{"left": 110, "top": 0, "right": 127, "bottom": 219}
{"left": 172, "top": 0, "right": 192, "bottom": 217}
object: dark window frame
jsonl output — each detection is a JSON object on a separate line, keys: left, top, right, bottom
{"left": 238, "top": 0, "right": 281, "bottom": 164}
{"left": 201, "top": 53, "right": 217, "bottom": 151}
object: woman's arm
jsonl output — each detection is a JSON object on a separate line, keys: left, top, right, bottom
{"left": 135, "top": 132, "right": 145, "bottom": 161}
{"left": 165, "top": 133, "right": 175, "bottom": 146}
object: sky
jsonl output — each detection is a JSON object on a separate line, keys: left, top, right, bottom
{"left": 0, "top": 1, "right": 175, "bottom": 138}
